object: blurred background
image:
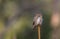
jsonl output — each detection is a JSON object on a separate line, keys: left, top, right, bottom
{"left": 0, "top": 0, "right": 60, "bottom": 39}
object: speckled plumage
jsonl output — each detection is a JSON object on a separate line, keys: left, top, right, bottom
{"left": 33, "top": 14, "right": 43, "bottom": 29}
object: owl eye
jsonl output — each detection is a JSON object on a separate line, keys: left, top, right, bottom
{"left": 38, "top": 16, "right": 40, "bottom": 17}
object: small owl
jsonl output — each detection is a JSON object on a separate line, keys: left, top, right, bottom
{"left": 33, "top": 13, "right": 43, "bottom": 29}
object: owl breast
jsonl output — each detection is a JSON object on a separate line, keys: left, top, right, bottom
{"left": 36, "top": 17, "right": 41, "bottom": 25}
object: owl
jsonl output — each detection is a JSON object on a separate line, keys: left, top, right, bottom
{"left": 33, "top": 13, "right": 43, "bottom": 29}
